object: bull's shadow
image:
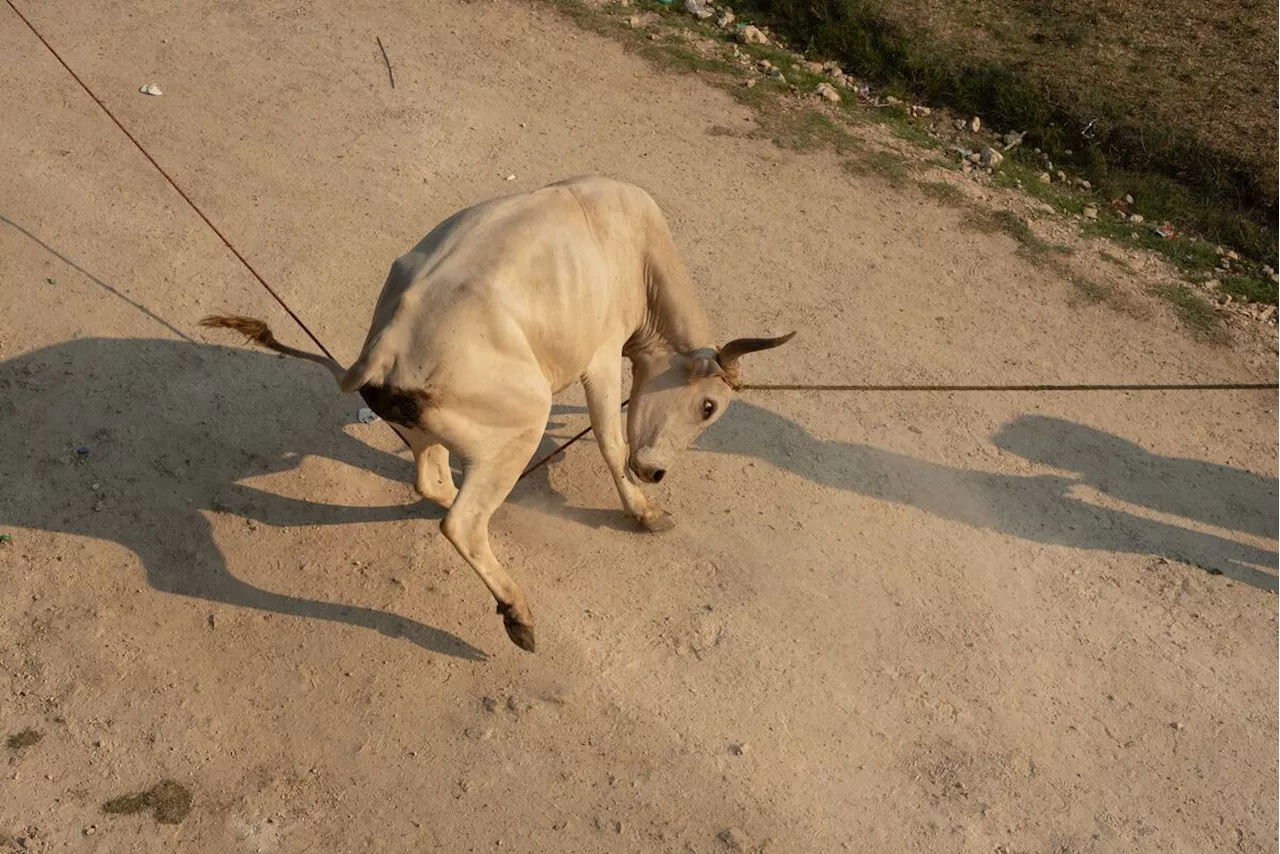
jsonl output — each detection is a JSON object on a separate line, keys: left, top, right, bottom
{"left": 698, "top": 401, "right": 1278, "bottom": 591}
{"left": 0, "top": 337, "right": 495, "bottom": 659}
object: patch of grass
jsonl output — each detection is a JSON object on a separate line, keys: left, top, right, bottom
{"left": 1153, "top": 283, "right": 1224, "bottom": 339}
{"left": 844, "top": 149, "right": 913, "bottom": 185}
{"left": 731, "top": 0, "right": 1277, "bottom": 265}
{"left": 1098, "top": 249, "right": 1134, "bottom": 272}
{"left": 1220, "top": 275, "right": 1278, "bottom": 305}
{"left": 1068, "top": 274, "right": 1112, "bottom": 304}
{"left": 103, "top": 780, "right": 193, "bottom": 825}
{"left": 6, "top": 728, "right": 42, "bottom": 750}
{"left": 916, "top": 180, "right": 966, "bottom": 205}
{"left": 967, "top": 209, "right": 1072, "bottom": 259}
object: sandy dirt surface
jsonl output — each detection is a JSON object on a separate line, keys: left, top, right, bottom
{"left": 1, "top": 0, "right": 1276, "bottom": 852}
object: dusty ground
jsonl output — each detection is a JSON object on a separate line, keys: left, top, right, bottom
{"left": 1, "top": 0, "right": 1276, "bottom": 852}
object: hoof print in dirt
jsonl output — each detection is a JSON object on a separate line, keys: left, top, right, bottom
{"left": 102, "top": 780, "right": 193, "bottom": 825}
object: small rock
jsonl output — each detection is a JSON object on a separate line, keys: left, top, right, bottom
{"left": 139, "top": 83, "right": 163, "bottom": 96}
{"left": 735, "top": 24, "right": 767, "bottom": 45}
{"left": 1083, "top": 206, "right": 1098, "bottom": 220}
{"left": 1170, "top": 721, "right": 1184, "bottom": 731}
{"left": 357, "top": 406, "right": 380, "bottom": 424}
{"left": 980, "top": 147, "right": 1003, "bottom": 169}
{"left": 728, "top": 742, "right": 748, "bottom": 755}
{"left": 1056, "top": 170, "right": 1067, "bottom": 182}
{"left": 1262, "top": 265, "right": 1274, "bottom": 275}
{"left": 966, "top": 152, "right": 982, "bottom": 164}
{"left": 481, "top": 696, "right": 499, "bottom": 713}
{"left": 464, "top": 725, "right": 494, "bottom": 741}
{"left": 505, "top": 174, "right": 516, "bottom": 181}
{"left": 683, "top": 0, "right": 712, "bottom": 19}
{"left": 1124, "top": 194, "right": 1134, "bottom": 204}
{"left": 803, "top": 60, "right": 824, "bottom": 73}
{"left": 628, "top": 14, "right": 642, "bottom": 27}
{"left": 1260, "top": 305, "right": 1277, "bottom": 322}
{"left": 814, "top": 82, "right": 840, "bottom": 103}
{"left": 715, "top": 8, "right": 735, "bottom": 28}
{"left": 884, "top": 95, "right": 901, "bottom": 105}
{"left": 718, "top": 827, "right": 747, "bottom": 850}
{"left": 954, "top": 118, "right": 967, "bottom": 131}
{"left": 743, "top": 78, "right": 757, "bottom": 88}
{"left": 910, "top": 104, "right": 931, "bottom": 117}
{"left": 1075, "top": 178, "right": 1092, "bottom": 191}
{"left": 1038, "top": 172, "right": 1051, "bottom": 184}
{"left": 1002, "top": 130, "right": 1025, "bottom": 149}
{"left": 967, "top": 116, "right": 981, "bottom": 133}
{"left": 1127, "top": 213, "right": 1144, "bottom": 224}
{"left": 83, "top": 826, "right": 96, "bottom": 836}
{"left": 1225, "top": 250, "right": 1240, "bottom": 262}
{"left": 93, "top": 500, "right": 106, "bottom": 512}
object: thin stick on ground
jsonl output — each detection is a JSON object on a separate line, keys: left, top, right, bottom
{"left": 376, "top": 36, "right": 395, "bottom": 89}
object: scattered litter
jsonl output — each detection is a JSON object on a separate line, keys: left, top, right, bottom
{"left": 0, "top": 533, "right": 12, "bottom": 544}
{"left": 855, "top": 83, "right": 870, "bottom": 100}
{"left": 357, "top": 407, "right": 381, "bottom": 424}
{"left": 75, "top": 446, "right": 90, "bottom": 457}
{"left": 46, "top": 277, "right": 56, "bottom": 285}
{"left": 1152, "top": 223, "right": 1176, "bottom": 240}
{"left": 715, "top": 8, "right": 734, "bottom": 28}
{"left": 138, "top": 83, "right": 163, "bottom": 96}
{"left": 505, "top": 174, "right": 516, "bottom": 181}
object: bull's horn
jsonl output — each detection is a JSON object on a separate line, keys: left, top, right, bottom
{"left": 716, "top": 331, "right": 796, "bottom": 369}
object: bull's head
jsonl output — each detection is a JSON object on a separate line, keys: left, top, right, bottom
{"left": 626, "top": 332, "right": 795, "bottom": 483}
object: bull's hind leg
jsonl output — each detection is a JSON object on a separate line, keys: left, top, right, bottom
{"left": 438, "top": 421, "right": 546, "bottom": 652}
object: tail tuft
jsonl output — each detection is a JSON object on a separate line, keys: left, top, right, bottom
{"left": 199, "top": 315, "right": 277, "bottom": 348}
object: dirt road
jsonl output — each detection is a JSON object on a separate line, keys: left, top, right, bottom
{"left": 1, "top": 0, "right": 1276, "bottom": 851}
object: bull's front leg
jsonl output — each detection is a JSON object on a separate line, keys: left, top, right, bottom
{"left": 581, "top": 353, "right": 675, "bottom": 533}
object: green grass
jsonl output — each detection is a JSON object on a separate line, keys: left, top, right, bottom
{"left": 1153, "top": 284, "right": 1224, "bottom": 339}
{"left": 844, "top": 149, "right": 914, "bottom": 185}
{"left": 1220, "top": 275, "right": 1278, "bottom": 305}
{"left": 916, "top": 180, "right": 966, "bottom": 205}
{"left": 730, "top": 0, "right": 1277, "bottom": 265}
{"left": 966, "top": 209, "right": 1072, "bottom": 259}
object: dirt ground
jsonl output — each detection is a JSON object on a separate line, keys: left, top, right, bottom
{"left": 1, "top": 0, "right": 1276, "bottom": 852}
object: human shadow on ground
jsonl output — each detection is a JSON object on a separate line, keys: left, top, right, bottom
{"left": 697, "top": 402, "right": 1278, "bottom": 591}
{"left": 0, "top": 337, "right": 489, "bottom": 659}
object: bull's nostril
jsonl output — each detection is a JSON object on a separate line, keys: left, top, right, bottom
{"left": 651, "top": 469, "right": 666, "bottom": 483}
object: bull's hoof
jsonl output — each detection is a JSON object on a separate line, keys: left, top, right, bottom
{"left": 497, "top": 603, "right": 536, "bottom": 653}
{"left": 640, "top": 509, "right": 677, "bottom": 533}
{"left": 503, "top": 618, "right": 537, "bottom": 652}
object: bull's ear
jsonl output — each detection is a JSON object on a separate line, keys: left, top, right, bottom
{"left": 683, "top": 348, "right": 725, "bottom": 382}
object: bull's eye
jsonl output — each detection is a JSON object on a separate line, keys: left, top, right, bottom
{"left": 701, "top": 399, "right": 717, "bottom": 420}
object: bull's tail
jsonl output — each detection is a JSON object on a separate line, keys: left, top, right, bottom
{"left": 198, "top": 315, "right": 347, "bottom": 384}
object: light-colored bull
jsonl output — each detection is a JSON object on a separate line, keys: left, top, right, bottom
{"left": 201, "top": 176, "right": 792, "bottom": 651}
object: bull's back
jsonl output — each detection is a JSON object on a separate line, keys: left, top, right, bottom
{"left": 350, "top": 177, "right": 655, "bottom": 393}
